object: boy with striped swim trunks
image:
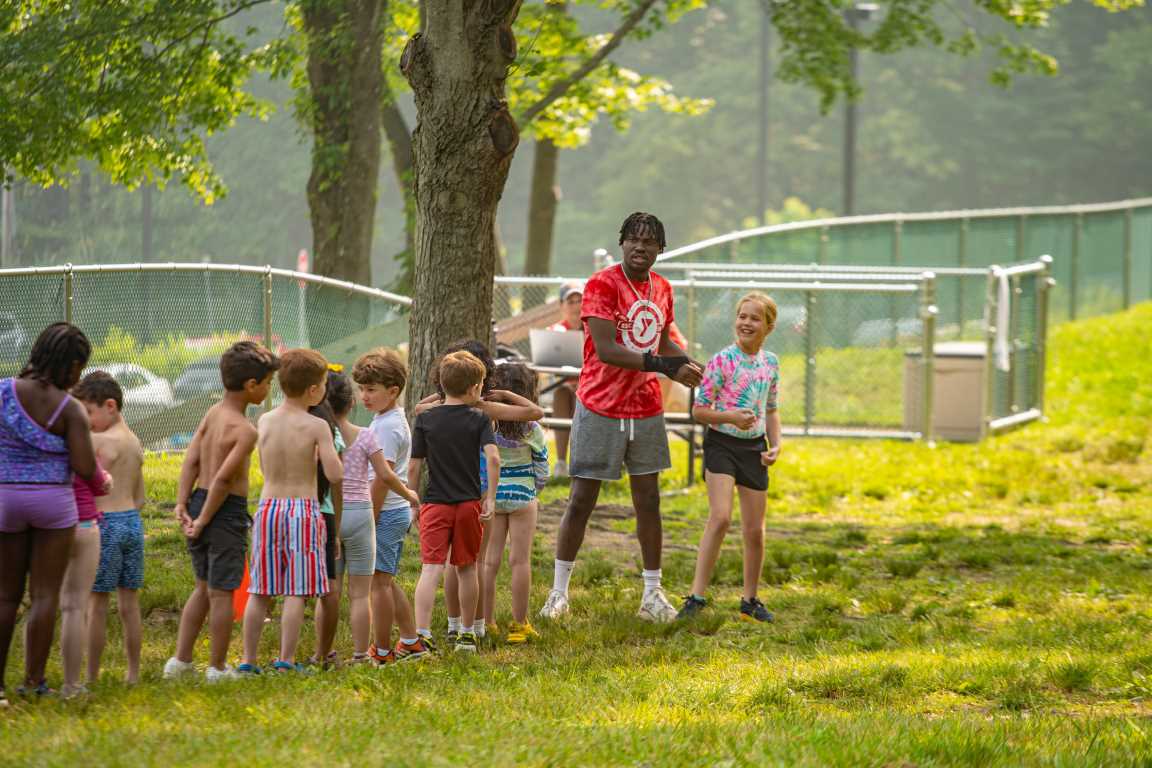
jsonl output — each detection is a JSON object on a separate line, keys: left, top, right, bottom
{"left": 239, "top": 349, "right": 343, "bottom": 674}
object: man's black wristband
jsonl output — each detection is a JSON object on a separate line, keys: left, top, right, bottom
{"left": 642, "top": 352, "right": 689, "bottom": 378}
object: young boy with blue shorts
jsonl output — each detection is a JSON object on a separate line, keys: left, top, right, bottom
{"left": 353, "top": 349, "right": 427, "bottom": 663}
{"left": 73, "top": 372, "right": 146, "bottom": 685}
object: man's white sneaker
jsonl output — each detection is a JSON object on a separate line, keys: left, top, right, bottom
{"left": 205, "top": 666, "right": 240, "bottom": 683}
{"left": 638, "top": 587, "right": 678, "bottom": 623}
{"left": 539, "top": 589, "right": 570, "bottom": 620}
{"left": 163, "top": 656, "right": 196, "bottom": 679}
{"left": 553, "top": 460, "right": 568, "bottom": 478}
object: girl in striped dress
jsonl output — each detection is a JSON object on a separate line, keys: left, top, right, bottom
{"left": 480, "top": 363, "right": 549, "bottom": 644}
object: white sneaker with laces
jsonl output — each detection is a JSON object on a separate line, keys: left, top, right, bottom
{"left": 163, "top": 656, "right": 196, "bottom": 679}
{"left": 205, "top": 666, "right": 240, "bottom": 683}
{"left": 553, "top": 460, "right": 568, "bottom": 478}
{"left": 638, "top": 587, "right": 678, "bottom": 623}
{"left": 539, "top": 589, "right": 570, "bottom": 620}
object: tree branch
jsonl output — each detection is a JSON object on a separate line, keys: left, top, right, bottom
{"left": 516, "top": 0, "right": 659, "bottom": 126}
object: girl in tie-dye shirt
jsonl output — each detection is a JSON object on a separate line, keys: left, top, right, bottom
{"left": 679, "top": 292, "right": 782, "bottom": 624}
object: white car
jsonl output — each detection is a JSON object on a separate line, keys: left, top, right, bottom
{"left": 82, "top": 362, "right": 176, "bottom": 419}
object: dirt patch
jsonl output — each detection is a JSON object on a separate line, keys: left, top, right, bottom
{"left": 536, "top": 500, "right": 640, "bottom": 557}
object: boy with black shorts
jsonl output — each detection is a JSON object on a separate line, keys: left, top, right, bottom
{"left": 408, "top": 351, "right": 500, "bottom": 653}
{"left": 164, "top": 341, "right": 279, "bottom": 682}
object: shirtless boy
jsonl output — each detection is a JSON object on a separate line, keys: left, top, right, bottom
{"left": 72, "top": 372, "right": 147, "bottom": 685}
{"left": 240, "top": 349, "right": 342, "bottom": 674}
{"left": 163, "top": 341, "right": 279, "bottom": 682}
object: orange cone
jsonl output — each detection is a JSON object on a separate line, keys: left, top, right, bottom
{"left": 233, "top": 563, "right": 251, "bottom": 622}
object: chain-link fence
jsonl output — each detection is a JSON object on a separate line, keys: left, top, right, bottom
{"left": 0, "top": 263, "right": 410, "bottom": 449}
{"left": 495, "top": 258, "right": 1052, "bottom": 441}
{"left": 653, "top": 197, "right": 1151, "bottom": 326}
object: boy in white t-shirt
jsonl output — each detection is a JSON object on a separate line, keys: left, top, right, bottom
{"left": 353, "top": 349, "right": 429, "bottom": 663}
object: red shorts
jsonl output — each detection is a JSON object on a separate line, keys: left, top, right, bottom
{"left": 419, "top": 500, "right": 483, "bottom": 566}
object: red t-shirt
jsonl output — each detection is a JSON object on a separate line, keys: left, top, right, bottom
{"left": 576, "top": 265, "right": 675, "bottom": 419}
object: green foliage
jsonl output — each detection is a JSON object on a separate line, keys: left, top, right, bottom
{"left": 89, "top": 326, "right": 240, "bottom": 381}
{"left": 0, "top": 0, "right": 279, "bottom": 202}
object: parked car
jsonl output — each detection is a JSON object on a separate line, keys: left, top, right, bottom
{"left": 82, "top": 362, "right": 176, "bottom": 419}
{"left": 174, "top": 356, "right": 223, "bottom": 401}
{"left": 0, "top": 312, "right": 28, "bottom": 362}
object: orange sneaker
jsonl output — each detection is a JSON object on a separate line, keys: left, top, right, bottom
{"left": 368, "top": 644, "right": 394, "bottom": 666}
{"left": 392, "top": 638, "right": 431, "bottom": 662}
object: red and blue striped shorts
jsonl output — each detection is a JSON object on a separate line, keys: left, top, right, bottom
{"left": 248, "top": 497, "right": 329, "bottom": 597}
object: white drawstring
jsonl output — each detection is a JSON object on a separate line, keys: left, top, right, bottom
{"left": 618, "top": 418, "right": 636, "bottom": 441}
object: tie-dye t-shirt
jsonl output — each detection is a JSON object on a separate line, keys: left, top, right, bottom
{"left": 695, "top": 344, "right": 780, "bottom": 439}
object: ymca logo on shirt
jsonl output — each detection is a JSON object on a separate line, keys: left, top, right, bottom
{"left": 616, "top": 299, "right": 665, "bottom": 353}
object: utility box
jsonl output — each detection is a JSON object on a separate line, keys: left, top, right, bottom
{"left": 904, "top": 342, "right": 987, "bottom": 442}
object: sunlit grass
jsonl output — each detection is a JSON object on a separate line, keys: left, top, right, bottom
{"left": 1, "top": 305, "right": 1151, "bottom": 766}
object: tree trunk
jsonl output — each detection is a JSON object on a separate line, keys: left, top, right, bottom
{"left": 523, "top": 137, "right": 560, "bottom": 285}
{"left": 301, "top": 0, "right": 385, "bottom": 287}
{"left": 381, "top": 95, "right": 416, "bottom": 294}
{"left": 405, "top": 1, "right": 523, "bottom": 407}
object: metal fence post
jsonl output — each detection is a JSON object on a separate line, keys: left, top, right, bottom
{"left": 263, "top": 266, "right": 274, "bottom": 413}
{"left": 64, "top": 263, "right": 73, "bottom": 325}
{"left": 919, "top": 272, "right": 937, "bottom": 444}
{"left": 957, "top": 218, "right": 968, "bottom": 338}
{"left": 983, "top": 267, "right": 999, "bottom": 435}
{"left": 1123, "top": 207, "right": 1133, "bottom": 310}
{"left": 890, "top": 220, "right": 902, "bottom": 347}
{"left": 1035, "top": 255, "right": 1053, "bottom": 417}
{"left": 1015, "top": 214, "right": 1027, "bottom": 264}
{"left": 685, "top": 275, "right": 698, "bottom": 359}
{"left": 1008, "top": 274, "right": 1020, "bottom": 414}
{"left": 803, "top": 289, "right": 816, "bottom": 435}
{"left": 1070, "top": 213, "right": 1082, "bottom": 320}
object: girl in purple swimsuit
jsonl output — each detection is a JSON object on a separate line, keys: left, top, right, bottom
{"left": 0, "top": 323, "right": 97, "bottom": 703}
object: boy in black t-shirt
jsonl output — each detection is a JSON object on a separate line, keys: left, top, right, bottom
{"left": 407, "top": 351, "right": 499, "bottom": 653}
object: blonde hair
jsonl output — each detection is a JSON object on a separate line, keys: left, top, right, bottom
{"left": 736, "top": 292, "right": 778, "bottom": 328}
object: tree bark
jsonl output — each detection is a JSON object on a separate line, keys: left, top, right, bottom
{"left": 302, "top": 0, "right": 385, "bottom": 286}
{"left": 405, "top": 1, "right": 523, "bottom": 407}
{"left": 523, "top": 137, "right": 560, "bottom": 284}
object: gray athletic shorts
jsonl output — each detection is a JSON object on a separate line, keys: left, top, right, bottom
{"left": 568, "top": 400, "right": 671, "bottom": 481}
{"left": 335, "top": 500, "right": 376, "bottom": 577}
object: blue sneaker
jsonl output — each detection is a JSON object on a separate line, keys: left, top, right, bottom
{"left": 271, "top": 659, "right": 310, "bottom": 674}
{"left": 677, "top": 594, "right": 707, "bottom": 620}
{"left": 236, "top": 663, "right": 262, "bottom": 676}
{"left": 739, "top": 597, "right": 774, "bottom": 623}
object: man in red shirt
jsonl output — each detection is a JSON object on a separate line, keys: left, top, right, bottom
{"left": 539, "top": 212, "right": 702, "bottom": 623}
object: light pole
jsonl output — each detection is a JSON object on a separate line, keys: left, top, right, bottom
{"left": 842, "top": 3, "right": 876, "bottom": 217}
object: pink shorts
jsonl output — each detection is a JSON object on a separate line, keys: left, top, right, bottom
{"left": 0, "top": 484, "right": 78, "bottom": 532}
{"left": 248, "top": 498, "right": 328, "bottom": 597}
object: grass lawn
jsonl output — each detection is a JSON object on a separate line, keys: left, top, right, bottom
{"left": 2, "top": 305, "right": 1151, "bottom": 766}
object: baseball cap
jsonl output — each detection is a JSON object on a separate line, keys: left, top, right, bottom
{"left": 559, "top": 282, "right": 584, "bottom": 302}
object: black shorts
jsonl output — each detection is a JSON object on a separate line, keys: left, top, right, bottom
{"left": 187, "top": 489, "right": 250, "bottom": 591}
{"left": 702, "top": 429, "right": 769, "bottom": 491}
{"left": 324, "top": 513, "right": 337, "bottom": 579}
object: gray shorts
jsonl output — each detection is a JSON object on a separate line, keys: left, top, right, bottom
{"left": 335, "top": 500, "right": 376, "bottom": 577}
{"left": 568, "top": 400, "right": 671, "bottom": 481}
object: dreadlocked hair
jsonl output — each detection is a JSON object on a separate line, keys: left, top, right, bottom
{"left": 491, "top": 362, "right": 538, "bottom": 442}
{"left": 434, "top": 339, "right": 495, "bottom": 398}
{"left": 308, "top": 401, "right": 339, "bottom": 505}
{"left": 618, "top": 211, "right": 666, "bottom": 251}
{"left": 20, "top": 322, "right": 92, "bottom": 390}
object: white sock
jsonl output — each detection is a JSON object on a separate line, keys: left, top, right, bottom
{"left": 642, "top": 569, "right": 662, "bottom": 595}
{"left": 399, "top": 636, "right": 418, "bottom": 645}
{"left": 417, "top": 628, "right": 432, "bottom": 639}
{"left": 553, "top": 559, "right": 576, "bottom": 596}
{"left": 473, "top": 619, "right": 485, "bottom": 637}
{"left": 447, "top": 616, "right": 460, "bottom": 633}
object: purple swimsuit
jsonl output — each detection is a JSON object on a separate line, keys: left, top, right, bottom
{"left": 0, "top": 378, "right": 79, "bottom": 532}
